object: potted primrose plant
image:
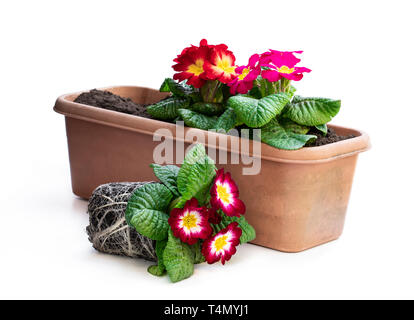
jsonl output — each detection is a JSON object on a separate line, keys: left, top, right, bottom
{"left": 148, "top": 40, "right": 337, "bottom": 150}
{"left": 87, "top": 144, "right": 255, "bottom": 283}
{"left": 54, "top": 39, "right": 370, "bottom": 253}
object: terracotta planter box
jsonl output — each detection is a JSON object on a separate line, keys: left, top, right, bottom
{"left": 54, "top": 86, "right": 370, "bottom": 253}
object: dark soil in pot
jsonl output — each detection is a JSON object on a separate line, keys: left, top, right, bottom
{"left": 307, "top": 127, "right": 355, "bottom": 147}
{"left": 75, "top": 89, "right": 355, "bottom": 147}
{"left": 74, "top": 89, "right": 152, "bottom": 118}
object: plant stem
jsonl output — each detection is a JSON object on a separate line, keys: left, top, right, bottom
{"left": 279, "top": 78, "right": 291, "bottom": 93}
{"left": 211, "top": 81, "right": 220, "bottom": 101}
{"left": 201, "top": 80, "right": 222, "bottom": 103}
{"left": 285, "top": 80, "right": 291, "bottom": 94}
{"left": 168, "top": 197, "right": 181, "bottom": 213}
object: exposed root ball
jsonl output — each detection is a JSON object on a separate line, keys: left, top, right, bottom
{"left": 86, "top": 182, "right": 157, "bottom": 262}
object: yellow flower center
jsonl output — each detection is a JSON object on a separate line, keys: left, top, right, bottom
{"left": 277, "top": 65, "right": 295, "bottom": 74}
{"left": 182, "top": 212, "right": 198, "bottom": 229}
{"left": 217, "top": 184, "right": 230, "bottom": 204}
{"left": 187, "top": 59, "right": 204, "bottom": 76}
{"left": 216, "top": 58, "right": 236, "bottom": 75}
{"left": 238, "top": 67, "right": 250, "bottom": 81}
{"left": 214, "top": 235, "right": 228, "bottom": 251}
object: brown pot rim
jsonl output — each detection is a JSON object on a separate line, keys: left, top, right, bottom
{"left": 54, "top": 85, "right": 371, "bottom": 164}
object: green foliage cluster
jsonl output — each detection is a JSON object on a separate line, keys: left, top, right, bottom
{"left": 125, "top": 144, "right": 255, "bottom": 282}
{"left": 147, "top": 78, "right": 340, "bottom": 150}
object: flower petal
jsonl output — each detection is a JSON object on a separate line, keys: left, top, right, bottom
{"left": 204, "top": 45, "right": 237, "bottom": 84}
{"left": 266, "top": 50, "right": 302, "bottom": 67}
{"left": 172, "top": 42, "right": 210, "bottom": 88}
{"left": 261, "top": 69, "right": 282, "bottom": 82}
{"left": 282, "top": 73, "right": 304, "bottom": 81}
{"left": 294, "top": 67, "right": 312, "bottom": 73}
{"left": 168, "top": 198, "right": 212, "bottom": 244}
{"left": 201, "top": 222, "right": 242, "bottom": 264}
{"left": 210, "top": 169, "right": 245, "bottom": 217}
{"left": 248, "top": 53, "right": 260, "bottom": 68}
{"left": 206, "top": 208, "right": 222, "bottom": 224}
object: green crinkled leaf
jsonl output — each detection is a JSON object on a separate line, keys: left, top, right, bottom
{"left": 150, "top": 164, "right": 180, "bottom": 197}
{"left": 147, "top": 97, "right": 190, "bottom": 120}
{"left": 228, "top": 92, "right": 290, "bottom": 128}
{"left": 148, "top": 265, "right": 165, "bottom": 276}
{"left": 212, "top": 211, "right": 256, "bottom": 244}
{"left": 163, "top": 230, "right": 194, "bottom": 283}
{"left": 190, "top": 102, "right": 224, "bottom": 116}
{"left": 190, "top": 241, "right": 205, "bottom": 264}
{"left": 315, "top": 123, "right": 328, "bottom": 135}
{"left": 147, "top": 239, "right": 168, "bottom": 277}
{"left": 215, "top": 108, "right": 237, "bottom": 133}
{"left": 156, "top": 239, "right": 168, "bottom": 271}
{"left": 126, "top": 183, "right": 173, "bottom": 214}
{"left": 284, "top": 96, "right": 341, "bottom": 126}
{"left": 178, "top": 109, "right": 218, "bottom": 131}
{"left": 259, "top": 117, "right": 317, "bottom": 150}
{"left": 125, "top": 183, "right": 173, "bottom": 240}
{"left": 159, "top": 78, "right": 196, "bottom": 98}
{"left": 128, "top": 209, "right": 169, "bottom": 241}
{"left": 176, "top": 144, "right": 216, "bottom": 207}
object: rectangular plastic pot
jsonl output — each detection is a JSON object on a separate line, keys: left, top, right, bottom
{"left": 54, "top": 86, "right": 370, "bottom": 253}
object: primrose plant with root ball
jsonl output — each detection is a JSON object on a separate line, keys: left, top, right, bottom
{"left": 147, "top": 39, "right": 341, "bottom": 150}
{"left": 125, "top": 144, "right": 255, "bottom": 283}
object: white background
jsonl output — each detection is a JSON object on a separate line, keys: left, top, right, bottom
{"left": 1, "top": 0, "right": 413, "bottom": 300}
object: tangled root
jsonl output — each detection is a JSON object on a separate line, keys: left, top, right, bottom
{"left": 86, "top": 182, "right": 157, "bottom": 262}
